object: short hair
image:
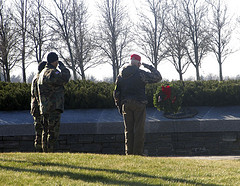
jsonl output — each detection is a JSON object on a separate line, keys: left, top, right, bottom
{"left": 47, "top": 52, "right": 58, "bottom": 64}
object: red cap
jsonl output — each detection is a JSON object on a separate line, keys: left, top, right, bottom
{"left": 130, "top": 54, "right": 141, "bottom": 62}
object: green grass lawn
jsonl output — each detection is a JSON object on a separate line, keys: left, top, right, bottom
{"left": 0, "top": 153, "right": 239, "bottom": 185}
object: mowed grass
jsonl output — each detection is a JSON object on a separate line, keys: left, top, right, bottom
{"left": 0, "top": 153, "right": 239, "bottom": 185}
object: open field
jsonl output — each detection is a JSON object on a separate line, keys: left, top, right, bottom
{"left": 0, "top": 153, "right": 239, "bottom": 185}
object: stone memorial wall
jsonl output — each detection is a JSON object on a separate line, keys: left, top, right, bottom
{"left": 0, "top": 107, "right": 240, "bottom": 156}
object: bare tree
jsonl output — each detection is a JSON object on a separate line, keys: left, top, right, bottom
{"left": 44, "top": 0, "right": 76, "bottom": 79}
{"left": 181, "top": 0, "right": 210, "bottom": 80}
{"left": 0, "top": 2, "right": 19, "bottom": 82}
{"left": 207, "top": 0, "right": 234, "bottom": 81}
{"left": 45, "top": 0, "right": 95, "bottom": 80}
{"left": 137, "top": 0, "right": 169, "bottom": 69}
{"left": 166, "top": 0, "right": 190, "bottom": 81}
{"left": 28, "top": 0, "right": 52, "bottom": 64}
{"left": 70, "top": 0, "right": 98, "bottom": 80}
{"left": 97, "top": 0, "right": 132, "bottom": 82}
{"left": 12, "top": 0, "right": 33, "bottom": 83}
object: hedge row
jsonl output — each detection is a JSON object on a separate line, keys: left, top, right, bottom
{"left": 182, "top": 80, "right": 240, "bottom": 106}
{"left": 64, "top": 80, "right": 115, "bottom": 109}
{"left": 0, "top": 82, "right": 31, "bottom": 110}
{"left": 0, "top": 80, "right": 240, "bottom": 111}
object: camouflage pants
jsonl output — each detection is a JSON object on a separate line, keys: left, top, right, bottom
{"left": 42, "top": 111, "right": 61, "bottom": 152}
{"left": 122, "top": 101, "right": 146, "bottom": 155}
{"left": 33, "top": 115, "right": 44, "bottom": 152}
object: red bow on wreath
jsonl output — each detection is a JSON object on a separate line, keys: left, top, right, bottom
{"left": 162, "top": 85, "right": 171, "bottom": 100}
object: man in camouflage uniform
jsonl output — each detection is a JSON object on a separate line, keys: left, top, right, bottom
{"left": 30, "top": 61, "right": 47, "bottom": 152}
{"left": 113, "top": 54, "right": 162, "bottom": 155}
{"left": 38, "top": 52, "right": 70, "bottom": 152}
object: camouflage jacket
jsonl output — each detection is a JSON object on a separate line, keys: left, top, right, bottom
{"left": 38, "top": 63, "right": 70, "bottom": 114}
{"left": 113, "top": 64, "right": 162, "bottom": 106}
{"left": 30, "top": 74, "right": 40, "bottom": 117}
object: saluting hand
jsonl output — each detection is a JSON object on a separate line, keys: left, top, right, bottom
{"left": 142, "top": 63, "right": 153, "bottom": 69}
{"left": 58, "top": 61, "right": 65, "bottom": 70}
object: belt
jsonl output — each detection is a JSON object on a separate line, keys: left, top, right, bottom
{"left": 122, "top": 99, "right": 147, "bottom": 105}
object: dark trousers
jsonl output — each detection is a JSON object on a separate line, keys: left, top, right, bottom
{"left": 42, "top": 111, "right": 61, "bottom": 152}
{"left": 33, "top": 115, "right": 43, "bottom": 152}
{"left": 122, "top": 101, "right": 146, "bottom": 155}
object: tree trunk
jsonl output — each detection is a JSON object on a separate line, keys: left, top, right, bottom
{"left": 4, "top": 62, "right": 10, "bottom": 82}
{"left": 3, "top": 54, "right": 10, "bottom": 82}
{"left": 178, "top": 58, "right": 183, "bottom": 81}
{"left": 113, "top": 64, "right": 117, "bottom": 83}
{"left": 219, "top": 62, "right": 223, "bottom": 81}
{"left": 6, "top": 68, "right": 10, "bottom": 82}
{"left": 22, "top": 45, "right": 26, "bottom": 82}
{"left": 179, "top": 72, "right": 183, "bottom": 81}
{"left": 71, "top": 65, "right": 77, "bottom": 80}
{"left": 80, "top": 62, "right": 85, "bottom": 80}
{"left": 21, "top": 0, "right": 27, "bottom": 83}
{"left": 218, "top": 36, "right": 223, "bottom": 81}
{"left": 196, "top": 65, "right": 200, "bottom": 80}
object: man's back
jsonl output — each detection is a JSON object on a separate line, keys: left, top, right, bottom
{"left": 113, "top": 54, "right": 162, "bottom": 155}
{"left": 38, "top": 64, "right": 70, "bottom": 114}
{"left": 118, "top": 65, "right": 147, "bottom": 103}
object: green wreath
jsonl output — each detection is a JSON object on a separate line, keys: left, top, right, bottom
{"left": 153, "top": 83, "right": 184, "bottom": 114}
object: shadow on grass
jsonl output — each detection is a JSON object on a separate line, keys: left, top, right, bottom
{"left": 0, "top": 158, "right": 220, "bottom": 186}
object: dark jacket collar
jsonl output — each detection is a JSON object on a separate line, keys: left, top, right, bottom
{"left": 121, "top": 65, "right": 138, "bottom": 78}
{"left": 46, "top": 63, "right": 56, "bottom": 69}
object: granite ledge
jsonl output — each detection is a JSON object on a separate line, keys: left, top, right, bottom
{"left": 0, "top": 106, "right": 240, "bottom": 136}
